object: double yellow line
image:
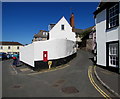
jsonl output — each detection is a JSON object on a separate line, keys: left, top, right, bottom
{"left": 88, "top": 66, "right": 111, "bottom": 99}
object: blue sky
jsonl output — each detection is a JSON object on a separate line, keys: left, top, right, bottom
{"left": 2, "top": 2, "right": 99, "bottom": 45}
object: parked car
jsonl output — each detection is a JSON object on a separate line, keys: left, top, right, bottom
{"left": 7, "top": 53, "right": 13, "bottom": 59}
{"left": 0, "top": 52, "right": 7, "bottom": 60}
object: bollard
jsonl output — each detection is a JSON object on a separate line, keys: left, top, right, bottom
{"left": 48, "top": 61, "right": 52, "bottom": 69}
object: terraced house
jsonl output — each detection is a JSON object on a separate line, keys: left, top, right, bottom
{"left": 94, "top": 1, "right": 120, "bottom": 73}
{"left": 0, "top": 41, "right": 24, "bottom": 54}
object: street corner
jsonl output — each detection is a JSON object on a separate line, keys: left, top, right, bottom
{"left": 9, "top": 62, "right": 69, "bottom": 76}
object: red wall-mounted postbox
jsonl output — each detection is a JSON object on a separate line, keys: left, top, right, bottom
{"left": 43, "top": 51, "right": 48, "bottom": 62}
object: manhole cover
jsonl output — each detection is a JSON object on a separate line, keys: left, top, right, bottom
{"left": 12, "top": 85, "right": 22, "bottom": 88}
{"left": 61, "top": 86, "right": 79, "bottom": 94}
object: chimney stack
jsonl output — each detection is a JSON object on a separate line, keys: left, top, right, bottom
{"left": 70, "top": 13, "right": 75, "bottom": 32}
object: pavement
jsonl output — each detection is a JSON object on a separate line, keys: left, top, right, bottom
{"left": 94, "top": 65, "right": 120, "bottom": 98}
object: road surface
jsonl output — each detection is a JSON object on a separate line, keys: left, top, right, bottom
{"left": 2, "top": 50, "right": 113, "bottom": 97}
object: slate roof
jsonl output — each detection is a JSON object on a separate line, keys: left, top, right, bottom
{"left": 74, "top": 26, "right": 95, "bottom": 37}
{"left": 93, "top": 1, "right": 118, "bottom": 18}
{"left": 81, "top": 26, "right": 95, "bottom": 40}
{"left": 0, "top": 41, "right": 24, "bottom": 46}
{"left": 34, "top": 30, "right": 49, "bottom": 38}
{"left": 74, "top": 28, "right": 83, "bottom": 34}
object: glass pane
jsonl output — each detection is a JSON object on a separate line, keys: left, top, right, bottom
{"left": 110, "top": 59, "right": 112, "bottom": 64}
{"left": 61, "top": 25, "right": 64, "bottom": 30}
{"left": 113, "top": 60, "right": 116, "bottom": 65}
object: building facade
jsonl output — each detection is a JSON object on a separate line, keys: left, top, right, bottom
{"left": 49, "top": 16, "right": 76, "bottom": 41}
{"left": 94, "top": 2, "right": 120, "bottom": 72}
{"left": 20, "top": 15, "right": 76, "bottom": 69}
{"left": 0, "top": 42, "right": 24, "bottom": 54}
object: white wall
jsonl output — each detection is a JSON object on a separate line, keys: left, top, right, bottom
{"left": 20, "top": 44, "right": 34, "bottom": 66}
{"left": 96, "top": 9, "right": 107, "bottom": 66}
{"left": 0, "top": 45, "right": 23, "bottom": 53}
{"left": 106, "top": 27, "right": 119, "bottom": 42}
{"left": 96, "top": 7, "right": 119, "bottom": 67}
{"left": 49, "top": 17, "right": 76, "bottom": 42}
{"left": 20, "top": 39, "right": 76, "bottom": 67}
{"left": 34, "top": 39, "right": 76, "bottom": 61}
{"left": 118, "top": 0, "right": 120, "bottom": 73}
{"left": 20, "top": 17, "right": 76, "bottom": 67}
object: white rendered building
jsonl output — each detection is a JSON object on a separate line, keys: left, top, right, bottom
{"left": 0, "top": 42, "right": 23, "bottom": 54}
{"left": 94, "top": 2, "right": 120, "bottom": 72}
{"left": 20, "top": 15, "right": 76, "bottom": 69}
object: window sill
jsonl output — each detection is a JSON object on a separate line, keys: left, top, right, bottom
{"left": 106, "top": 25, "right": 119, "bottom": 32}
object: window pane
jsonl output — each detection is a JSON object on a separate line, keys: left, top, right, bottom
{"left": 113, "top": 60, "right": 116, "bottom": 65}
{"left": 110, "top": 60, "right": 112, "bottom": 64}
{"left": 8, "top": 46, "right": 10, "bottom": 49}
{"left": 61, "top": 25, "right": 64, "bottom": 30}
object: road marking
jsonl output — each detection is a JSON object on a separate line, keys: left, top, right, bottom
{"left": 27, "top": 64, "right": 69, "bottom": 75}
{"left": 88, "top": 66, "right": 111, "bottom": 99}
{"left": 10, "top": 65, "right": 18, "bottom": 74}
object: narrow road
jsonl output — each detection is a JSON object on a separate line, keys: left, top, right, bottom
{"left": 2, "top": 50, "right": 112, "bottom": 97}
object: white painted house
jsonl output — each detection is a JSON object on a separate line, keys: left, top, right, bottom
{"left": 20, "top": 15, "right": 76, "bottom": 69}
{"left": 49, "top": 16, "right": 76, "bottom": 41}
{"left": 0, "top": 42, "right": 24, "bottom": 54}
{"left": 94, "top": 2, "right": 120, "bottom": 72}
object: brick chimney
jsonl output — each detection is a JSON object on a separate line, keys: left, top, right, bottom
{"left": 70, "top": 13, "right": 75, "bottom": 32}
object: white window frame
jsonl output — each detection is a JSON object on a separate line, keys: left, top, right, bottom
{"left": 43, "top": 32, "right": 46, "bottom": 35}
{"left": 109, "top": 43, "right": 118, "bottom": 67}
{"left": 46, "top": 32, "right": 48, "bottom": 35}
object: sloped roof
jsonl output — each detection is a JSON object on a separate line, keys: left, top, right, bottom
{"left": 75, "top": 26, "right": 95, "bottom": 36}
{"left": 49, "top": 16, "right": 71, "bottom": 32}
{"left": 74, "top": 28, "right": 83, "bottom": 34}
{"left": 49, "top": 24, "right": 56, "bottom": 30}
{"left": 81, "top": 26, "right": 95, "bottom": 40}
{"left": 93, "top": 1, "right": 119, "bottom": 18}
{"left": 0, "top": 41, "right": 24, "bottom": 46}
{"left": 34, "top": 30, "right": 49, "bottom": 38}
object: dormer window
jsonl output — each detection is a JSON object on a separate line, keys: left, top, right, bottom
{"left": 61, "top": 25, "right": 64, "bottom": 30}
{"left": 107, "top": 3, "right": 119, "bottom": 29}
{"left": 43, "top": 32, "right": 46, "bottom": 35}
{"left": 43, "top": 32, "right": 48, "bottom": 35}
